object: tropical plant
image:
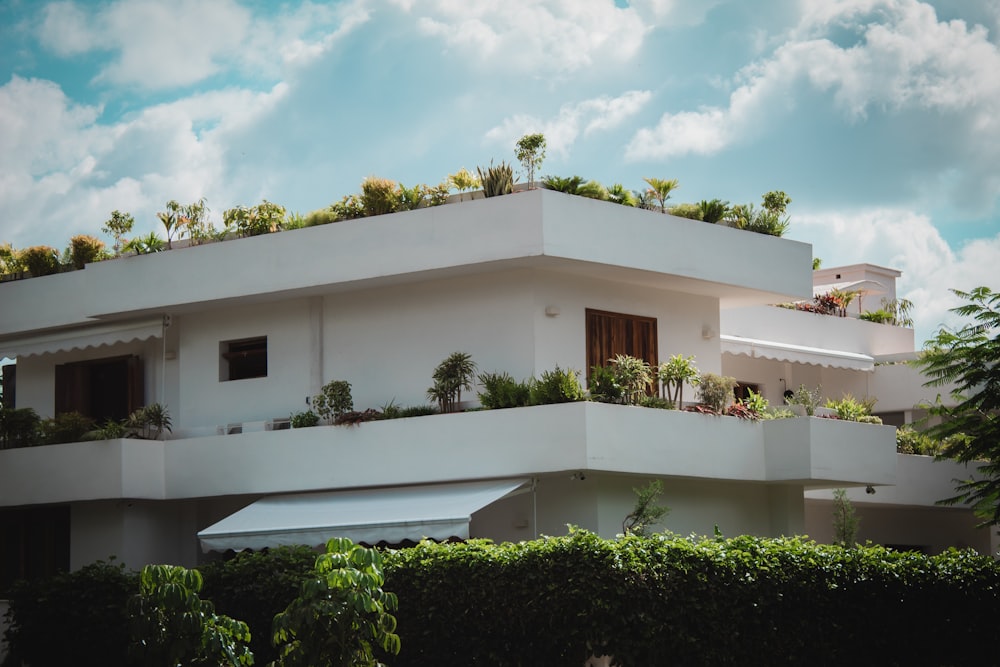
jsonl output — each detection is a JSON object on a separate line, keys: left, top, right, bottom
{"left": 0, "top": 242, "right": 21, "bottom": 276}
{"left": 577, "top": 180, "right": 608, "bottom": 200}
{"left": 124, "top": 232, "right": 166, "bottom": 254}
{"left": 696, "top": 373, "right": 737, "bottom": 413}
{"left": 588, "top": 364, "right": 622, "bottom": 403}
{"left": 425, "top": 182, "right": 451, "bottom": 207}
{"left": 879, "top": 297, "right": 915, "bottom": 327}
{"left": 69, "top": 234, "right": 105, "bottom": 269}
{"left": 530, "top": 366, "right": 586, "bottom": 405}
{"left": 739, "top": 389, "right": 769, "bottom": 420}
{"left": 860, "top": 309, "right": 893, "bottom": 324}
{"left": 622, "top": 479, "right": 670, "bottom": 536}
{"left": 658, "top": 355, "right": 699, "bottom": 409}
{"left": 762, "top": 190, "right": 792, "bottom": 215}
{"left": 813, "top": 257, "right": 823, "bottom": 270}
{"left": 477, "top": 161, "right": 514, "bottom": 198}
{"left": 643, "top": 177, "right": 679, "bottom": 213}
{"left": 312, "top": 380, "right": 354, "bottom": 422}
{"left": 396, "top": 183, "right": 426, "bottom": 211}
{"left": 915, "top": 286, "right": 1000, "bottom": 525}
{"left": 610, "top": 354, "right": 653, "bottom": 406}
{"left": 428, "top": 352, "right": 477, "bottom": 413}
{"left": 606, "top": 183, "right": 636, "bottom": 206}
{"left": 698, "top": 199, "right": 730, "bottom": 224}
{"left": 786, "top": 384, "right": 823, "bottom": 415}
{"left": 271, "top": 537, "right": 400, "bottom": 667}
{"left": 283, "top": 212, "right": 307, "bottom": 230}
{"left": 448, "top": 168, "right": 481, "bottom": 202}
{"left": 541, "top": 175, "right": 584, "bottom": 194}
{"left": 477, "top": 371, "right": 532, "bottom": 409}
{"left": 515, "top": 133, "right": 546, "bottom": 189}
{"left": 825, "top": 394, "right": 876, "bottom": 421}
{"left": 224, "top": 200, "right": 287, "bottom": 237}
{"left": 157, "top": 199, "right": 191, "bottom": 248}
{"left": 126, "top": 403, "right": 172, "bottom": 440}
{"left": 128, "top": 564, "right": 253, "bottom": 667}
{"left": 832, "top": 488, "right": 860, "bottom": 547}
{"left": 102, "top": 209, "right": 135, "bottom": 255}
{"left": 667, "top": 203, "right": 703, "bottom": 220}
{"left": 331, "top": 195, "right": 365, "bottom": 221}
{"left": 20, "top": 245, "right": 61, "bottom": 277}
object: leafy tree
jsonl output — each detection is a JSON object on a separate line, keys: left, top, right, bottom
{"left": 642, "top": 177, "right": 679, "bottom": 213}
{"left": 761, "top": 190, "right": 791, "bottom": 215}
{"left": 128, "top": 564, "right": 253, "bottom": 666}
{"left": 832, "top": 488, "right": 860, "bottom": 547}
{"left": 622, "top": 479, "right": 670, "bottom": 536}
{"left": 102, "top": 210, "right": 135, "bottom": 255}
{"left": 515, "top": 133, "right": 546, "bottom": 189}
{"left": 916, "top": 286, "right": 1000, "bottom": 525}
{"left": 271, "top": 537, "right": 400, "bottom": 667}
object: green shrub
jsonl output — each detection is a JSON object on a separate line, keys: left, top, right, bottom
{"left": 360, "top": 176, "right": 400, "bottom": 216}
{"left": 41, "top": 411, "right": 95, "bottom": 444}
{"left": 2, "top": 559, "right": 136, "bottom": 667}
{"left": 69, "top": 234, "right": 105, "bottom": 269}
{"left": 304, "top": 207, "right": 339, "bottom": 226}
{"left": 477, "top": 161, "right": 514, "bottom": 197}
{"left": 638, "top": 395, "right": 673, "bottom": 409}
{"left": 20, "top": 245, "right": 60, "bottom": 277}
{"left": 860, "top": 309, "right": 893, "bottom": 324}
{"left": 530, "top": 366, "right": 585, "bottom": 405}
{"left": 477, "top": 371, "right": 532, "bottom": 409}
{"left": 609, "top": 354, "right": 653, "bottom": 406}
{"left": 0, "top": 407, "right": 42, "bottom": 449}
{"left": 667, "top": 202, "right": 703, "bottom": 220}
{"left": 290, "top": 410, "right": 319, "bottom": 428}
{"left": 312, "top": 380, "right": 354, "bottom": 421}
{"left": 825, "top": 393, "right": 877, "bottom": 422}
{"left": 786, "top": 383, "right": 822, "bottom": 415}
{"left": 588, "top": 364, "right": 622, "bottom": 403}
{"left": 696, "top": 372, "right": 737, "bottom": 412}
{"left": 200, "top": 545, "right": 317, "bottom": 665}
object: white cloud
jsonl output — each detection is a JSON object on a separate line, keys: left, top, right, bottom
{"left": 626, "top": 0, "right": 1000, "bottom": 161}
{"left": 0, "top": 75, "right": 288, "bottom": 248}
{"left": 34, "top": 0, "right": 370, "bottom": 89}
{"left": 409, "top": 0, "right": 651, "bottom": 75}
{"left": 793, "top": 207, "right": 1000, "bottom": 342}
{"left": 485, "top": 90, "right": 652, "bottom": 157}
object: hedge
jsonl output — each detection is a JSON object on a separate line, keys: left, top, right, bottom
{"left": 4, "top": 532, "right": 999, "bottom": 666}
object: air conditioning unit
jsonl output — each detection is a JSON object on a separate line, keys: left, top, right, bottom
{"left": 215, "top": 423, "right": 243, "bottom": 436}
{"left": 267, "top": 418, "right": 291, "bottom": 431}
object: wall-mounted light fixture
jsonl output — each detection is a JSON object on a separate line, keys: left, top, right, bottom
{"left": 545, "top": 305, "right": 560, "bottom": 317}
{"left": 702, "top": 325, "right": 717, "bottom": 340}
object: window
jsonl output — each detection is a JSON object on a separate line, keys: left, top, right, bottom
{"left": 585, "top": 309, "right": 658, "bottom": 385}
{"left": 221, "top": 337, "right": 267, "bottom": 381}
{"left": 1, "top": 363, "right": 15, "bottom": 408}
{"left": 55, "top": 355, "right": 143, "bottom": 423}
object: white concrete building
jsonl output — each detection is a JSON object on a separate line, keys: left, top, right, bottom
{"left": 0, "top": 190, "right": 991, "bottom": 609}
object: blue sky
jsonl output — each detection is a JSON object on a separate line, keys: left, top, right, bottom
{"left": 1, "top": 0, "right": 999, "bottom": 343}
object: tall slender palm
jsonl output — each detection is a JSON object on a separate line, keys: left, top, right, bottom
{"left": 643, "top": 177, "right": 679, "bottom": 213}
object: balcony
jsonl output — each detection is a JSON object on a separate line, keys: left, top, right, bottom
{"left": 0, "top": 403, "right": 896, "bottom": 507}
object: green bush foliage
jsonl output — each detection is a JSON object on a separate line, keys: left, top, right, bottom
{"left": 2, "top": 559, "right": 137, "bottom": 667}
{"left": 200, "top": 546, "right": 317, "bottom": 664}
{"left": 695, "top": 372, "right": 737, "bottom": 412}
{"left": 0, "top": 407, "right": 42, "bottom": 449}
{"left": 530, "top": 366, "right": 585, "bottom": 405}
{"left": 384, "top": 531, "right": 1000, "bottom": 666}
{"left": 19, "top": 245, "right": 61, "bottom": 277}
{"left": 41, "top": 410, "right": 95, "bottom": 444}
{"left": 7, "top": 533, "right": 1000, "bottom": 667}
{"left": 477, "top": 371, "right": 532, "bottom": 409}
{"left": 69, "top": 234, "right": 105, "bottom": 269}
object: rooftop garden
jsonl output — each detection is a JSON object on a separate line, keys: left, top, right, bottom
{"left": 0, "top": 134, "right": 796, "bottom": 282}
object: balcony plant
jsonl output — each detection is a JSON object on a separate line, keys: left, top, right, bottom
{"left": 610, "top": 354, "right": 654, "bottom": 406}
{"left": 530, "top": 366, "right": 585, "bottom": 405}
{"left": 312, "top": 380, "right": 354, "bottom": 423}
{"left": 290, "top": 410, "right": 320, "bottom": 428}
{"left": 69, "top": 235, "right": 105, "bottom": 269}
{"left": 658, "top": 355, "right": 699, "bottom": 409}
{"left": 694, "top": 373, "right": 737, "bottom": 413}
{"left": 126, "top": 403, "right": 172, "bottom": 440}
{"left": 20, "top": 245, "right": 61, "bottom": 277}
{"left": 478, "top": 371, "right": 532, "bottom": 409}
{"left": 428, "top": 352, "right": 476, "bottom": 413}
{"left": 588, "top": 364, "right": 623, "bottom": 403}
{"left": 477, "top": 162, "right": 514, "bottom": 198}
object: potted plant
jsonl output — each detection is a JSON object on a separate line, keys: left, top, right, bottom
{"left": 427, "top": 352, "right": 476, "bottom": 413}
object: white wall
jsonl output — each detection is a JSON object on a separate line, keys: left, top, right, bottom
{"left": 70, "top": 500, "right": 201, "bottom": 570}
{"left": 178, "top": 298, "right": 314, "bottom": 427}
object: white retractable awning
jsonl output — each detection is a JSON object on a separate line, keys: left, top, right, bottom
{"left": 198, "top": 478, "right": 530, "bottom": 552}
{"left": 0, "top": 317, "right": 165, "bottom": 359}
{"left": 720, "top": 334, "right": 875, "bottom": 371}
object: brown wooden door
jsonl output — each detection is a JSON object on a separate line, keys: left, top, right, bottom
{"left": 585, "top": 308, "right": 658, "bottom": 381}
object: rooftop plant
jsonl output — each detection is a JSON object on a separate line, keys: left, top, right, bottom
{"left": 448, "top": 168, "right": 480, "bottom": 202}
{"left": 20, "top": 245, "right": 60, "bottom": 277}
{"left": 515, "top": 133, "right": 546, "bottom": 190}
{"left": 69, "top": 234, "right": 105, "bottom": 269}
{"left": 643, "top": 177, "right": 679, "bottom": 213}
{"left": 477, "top": 161, "right": 514, "bottom": 198}
{"left": 101, "top": 209, "right": 135, "bottom": 255}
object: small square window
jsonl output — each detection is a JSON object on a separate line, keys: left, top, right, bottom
{"left": 221, "top": 337, "right": 267, "bottom": 381}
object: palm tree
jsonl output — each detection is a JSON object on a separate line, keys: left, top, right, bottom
{"left": 643, "top": 177, "right": 679, "bottom": 213}
{"left": 606, "top": 183, "right": 636, "bottom": 206}
{"left": 541, "top": 175, "right": 584, "bottom": 194}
